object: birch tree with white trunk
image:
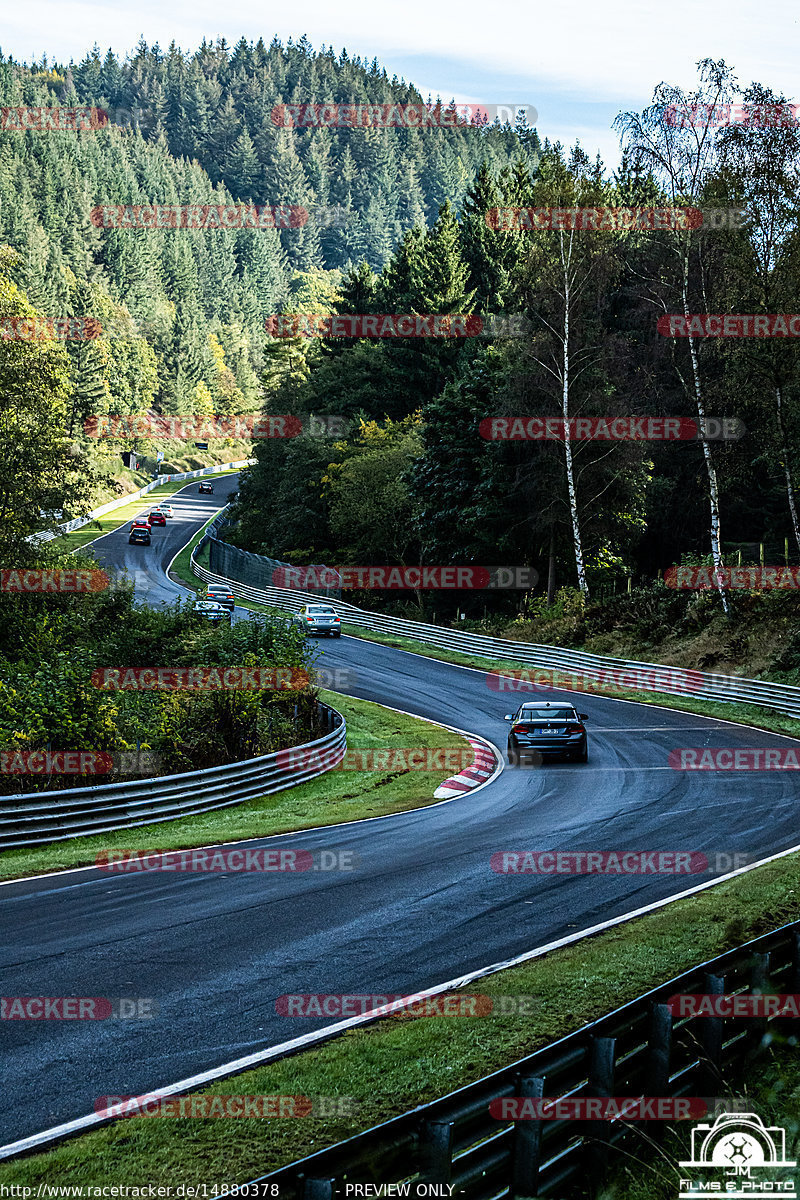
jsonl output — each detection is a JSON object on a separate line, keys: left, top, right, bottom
{"left": 517, "top": 146, "right": 624, "bottom": 599}
{"left": 616, "top": 59, "right": 738, "bottom": 614}
{"left": 716, "top": 82, "right": 800, "bottom": 554}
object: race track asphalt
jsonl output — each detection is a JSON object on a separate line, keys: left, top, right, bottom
{"left": 3, "top": 477, "right": 799, "bottom": 1146}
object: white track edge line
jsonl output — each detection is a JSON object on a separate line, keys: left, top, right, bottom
{"left": 3, "top": 837, "right": 800, "bottom": 1160}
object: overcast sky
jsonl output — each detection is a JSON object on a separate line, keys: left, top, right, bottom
{"left": 1, "top": 0, "right": 798, "bottom": 169}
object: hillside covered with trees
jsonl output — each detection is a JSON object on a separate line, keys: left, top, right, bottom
{"left": 0, "top": 37, "right": 537, "bottom": 497}
{"left": 229, "top": 61, "right": 800, "bottom": 617}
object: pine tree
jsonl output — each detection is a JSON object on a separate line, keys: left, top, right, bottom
{"left": 227, "top": 126, "right": 260, "bottom": 199}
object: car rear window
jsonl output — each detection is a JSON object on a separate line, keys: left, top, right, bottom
{"left": 518, "top": 708, "right": 574, "bottom": 720}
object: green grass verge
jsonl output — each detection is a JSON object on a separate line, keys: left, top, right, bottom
{"left": 0, "top": 691, "right": 470, "bottom": 882}
{"left": 3, "top": 848, "right": 799, "bottom": 1185}
{"left": 54, "top": 474, "right": 241, "bottom": 554}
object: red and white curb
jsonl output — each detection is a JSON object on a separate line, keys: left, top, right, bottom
{"left": 434, "top": 736, "right": 499, "bottom": 798}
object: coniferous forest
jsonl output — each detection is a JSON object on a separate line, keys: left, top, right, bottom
{"left": 1, "top": 44, "right": 799, "bottom": 609}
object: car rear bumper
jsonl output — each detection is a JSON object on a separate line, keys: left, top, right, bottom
{"left": 510, "top": 735, "right": 586, "bottom": 757}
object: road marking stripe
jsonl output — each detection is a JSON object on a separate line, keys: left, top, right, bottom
{"left": 5, "top": 838, "right": 800, "bottom": 1160}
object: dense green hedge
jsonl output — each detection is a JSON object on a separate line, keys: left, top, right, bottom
{"left": 0, "top": 554, "right": 319, "bottom": 791}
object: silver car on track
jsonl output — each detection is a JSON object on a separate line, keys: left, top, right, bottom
{"left": 294, "top": 604, "right": 342, "bottom": 637}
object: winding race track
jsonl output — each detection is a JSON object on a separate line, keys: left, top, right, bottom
{"left": 3, "top": 476, "right": 799, "bottom": 1146}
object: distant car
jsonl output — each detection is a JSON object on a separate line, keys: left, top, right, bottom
{"left": 505, "top": 701, "right": 589, "bottom": 765}
{"left": 149, "top": 510, "right": 167, "bottom": 526}
{"left": 198, "top": 482, "right": 214, "bottom": 494}
{"left": 128, "top": 525, "right": 151, "bottom": 546}
{"left": 157, "top": 504, "right": 174, "bottom": 518}
{"left": 192, "top": 600, "right": 230, "bottom": 625}
{"left": 294, "top": 604, "right": 341, "bottom": 638}
{"left": 203, "top": 584, "right": 235, "bottom": 610}
{"left": 130, "top": 518, "right": 151, "bottom": 532}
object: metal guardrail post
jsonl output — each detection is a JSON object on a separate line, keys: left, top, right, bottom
{"left": 511, "top": 1075, "right": 545, "bottom": 1198}
{"left": 586, "top": 1036, "right": 616, "bottom": 1188}
{"left": 698, "top": 973, "right": 725, "bottom": 1093}
{"left": 301, "top": 1178, "right": 335, "bottom": 1200}
{"left": 647, "top": 1003, "right": 673, "bottom": 1096}
{"left": 419, "top": 1119, "right": 454, "bottom": 1183}
{"left": 792, "top": 934, "right": 800, "bottom": 992}
{"left": 749, "top": 952, "right": 771, "bottom": 1044}
{"left": 647, "top": 1003, "right": 674, "bottom": 1147}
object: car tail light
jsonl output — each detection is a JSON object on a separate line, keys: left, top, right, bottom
{"left": 512, "top": 724, "right": 531, "bottom": 734}
{"left": 306, "top": 616, "right": 314, "bottom": 621}
{"left": 566, "top": 723, "right": 585, "bottom": 734}
{"left": 334, "top": 617, "right": 340, "bottom": 622}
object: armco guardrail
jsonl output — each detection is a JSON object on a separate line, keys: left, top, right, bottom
{"left": 0, "top": 702, "right": 344, "bottom": 849}
{"left": 34, "top": 458, "right": 254, "bottom": 544}
{"left": 236, "top": 921, "right": 800, "bottom": 1200}
{"left": 192, "top": 544, "right": 800, "bottom": 720}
